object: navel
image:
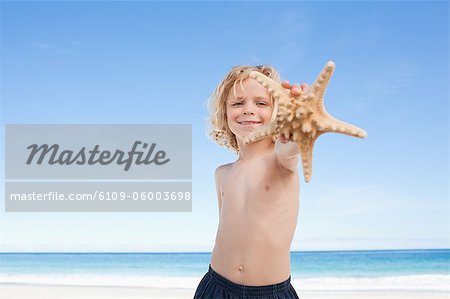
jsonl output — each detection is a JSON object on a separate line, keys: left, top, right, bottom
{"left": 264, "top": 185, "right": 270, "bottom": 191}
{"left": 238, "top": 264, "right": 244, "bottom": 271}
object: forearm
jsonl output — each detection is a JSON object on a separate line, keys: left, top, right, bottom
{"left": 274, "top": 139, "right": 300, "bottom": 172}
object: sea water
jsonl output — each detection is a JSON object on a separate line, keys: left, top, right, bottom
{"left": 0, "top": 249, "right": 448, "bottom": 292}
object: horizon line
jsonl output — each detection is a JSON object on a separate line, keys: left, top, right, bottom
{"left": 1, "top": 248, "right": 448, "bottom": 254}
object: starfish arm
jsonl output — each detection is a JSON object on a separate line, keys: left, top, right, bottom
{"left": 249, "top": 71, "right": 291, "bottom": 102}
{"left": 319, "top": 114, "right": 368, "bottom": 138}
{"left": 243, "top": 122, "right": 278, "bottom": 144}
{"left": 311, "top": 61, "right": 335, "bottom": 100}
{"left": 297, "top": 132, "right": 323, "bottom": 183}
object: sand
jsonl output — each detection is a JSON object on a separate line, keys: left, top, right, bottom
{"left": 1, "top": 284, "right": 448, "bottom": 299}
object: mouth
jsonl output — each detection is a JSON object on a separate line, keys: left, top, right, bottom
{"left": 237, "top": 121, "right": 262, "bottom": 126}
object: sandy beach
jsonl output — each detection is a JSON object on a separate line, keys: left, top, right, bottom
{"left": 1, "top": 284, "right": 448, "bottom": 299}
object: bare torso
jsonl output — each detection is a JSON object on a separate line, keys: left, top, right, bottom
{"left": 210, "top": 151, "right": 300, "bottom": 286}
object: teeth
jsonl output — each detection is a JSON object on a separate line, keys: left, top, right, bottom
{"left": 240, "top": 121, "right": 260, "bottom": 125}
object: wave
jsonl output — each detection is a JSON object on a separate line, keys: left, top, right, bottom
{"left": 292, "top": 275, "right": 450, "bottom": 292}
{"left": 0, "top": 274, "right": 449, "bottom": 292}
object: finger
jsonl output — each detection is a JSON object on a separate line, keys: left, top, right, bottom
{"left": 278, "top": 134, "right": 288, "bottom": 143}
{"left": 281, "top": 81, "right": 291, "bottom": 89}
{"left": 291, "top": 83, "right": 301, "bottom": 91}
{"left": 290, "top": 84, "right": 302, "bottom": 96}
{"left": 291, "top": 89, "right": 301, "bottom": 96}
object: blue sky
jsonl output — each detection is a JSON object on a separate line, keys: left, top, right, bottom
{"left": 0, "top": 1, "right": 448, "bottom": 252}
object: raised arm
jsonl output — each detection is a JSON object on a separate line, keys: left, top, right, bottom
{"left": 275, "top": 135, "right": 300, "bottom": 173}
{"left": 273, "top": 81, "right": 307, "bottom": 172}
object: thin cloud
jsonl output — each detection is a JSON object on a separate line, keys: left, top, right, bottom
{"left": 34, "top": 43, "right": 57, "bottom": 50}
{"left": 31, "top": 40, "right": 82, "bottom": 54}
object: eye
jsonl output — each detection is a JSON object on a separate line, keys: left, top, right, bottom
{"left": 232, "top": 101, "right": 244, "bottom": 106}
{"left": 257, "top": 101, "right": 268, "bottom": 106}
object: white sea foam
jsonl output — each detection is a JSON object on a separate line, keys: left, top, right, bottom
{"left": 0, "top": 274, "right": 449, "bottom": 292}
{"left": 0, "top": 274, "right": 199, "bottom": 289}
{"left": 292, "top": 275, "right": 450, "bottom": 292}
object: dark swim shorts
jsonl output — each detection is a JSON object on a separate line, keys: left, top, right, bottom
{"left": 193, "top": 265, "right": 299, "bottom": 299}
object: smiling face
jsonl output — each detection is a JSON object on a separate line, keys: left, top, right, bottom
{"left": 226, "top": 78, "right": 274, "bottom": 141}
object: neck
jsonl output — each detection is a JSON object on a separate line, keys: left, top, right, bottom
{"left": 236, "top": 137, "right": 274, "bottom": 161}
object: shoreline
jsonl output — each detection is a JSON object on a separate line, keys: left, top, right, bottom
{"left": 1, "top": 283, "right": 448, "bottom": 299}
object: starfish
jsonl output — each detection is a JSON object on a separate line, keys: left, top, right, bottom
{"left": 243, "top": 61, "right": 367, "bottom": 183}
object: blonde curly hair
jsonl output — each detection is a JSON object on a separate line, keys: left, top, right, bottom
{"left": 207, "top": 65, "right": 281, "bottom": 153}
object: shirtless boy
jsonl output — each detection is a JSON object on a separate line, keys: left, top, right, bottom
{"left": 194, "top": 65, "right": 308, "bottom": 299}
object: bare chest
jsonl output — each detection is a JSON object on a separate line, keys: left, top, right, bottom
{"left": 219, "top": 157, "right": 297, "bottom": 212}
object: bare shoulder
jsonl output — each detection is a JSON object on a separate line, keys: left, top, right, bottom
{"left": 215, "top": 163, "right": 232, "bottom": 181}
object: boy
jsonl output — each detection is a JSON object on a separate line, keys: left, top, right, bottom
{"left": 194, "top": 65, "right": 307, "bottom": 299}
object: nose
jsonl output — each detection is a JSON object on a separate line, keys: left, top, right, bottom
{"left": 242, "top": 103, "right": 255, "bottom": 115}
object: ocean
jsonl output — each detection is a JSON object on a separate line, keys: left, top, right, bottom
{"left": 0, "top": 249, "right": 448, "bottom": 292}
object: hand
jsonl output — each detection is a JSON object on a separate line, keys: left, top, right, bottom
{"left": 278, "top": 134, "right": 289, "bottom": 144}
{"left": 281, "top": 81, "right": 311, "bottom": 97}
{"left": 277, "top": 81, "right": 311, "bottom": 143}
